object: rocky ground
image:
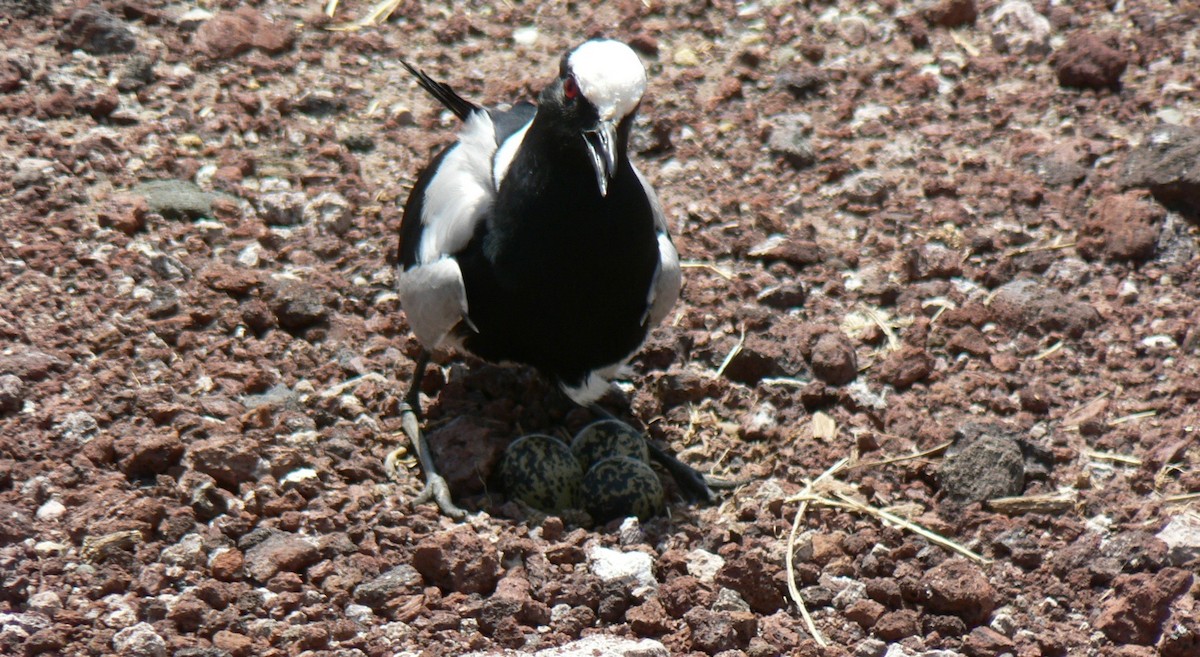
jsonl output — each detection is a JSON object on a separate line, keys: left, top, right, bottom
{"left": 2, "top": 0, "right": 1200, "bottom": 655}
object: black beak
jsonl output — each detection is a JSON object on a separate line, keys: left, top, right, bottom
{"left": 582, "top": 119, "right": 618, "bottom": 197}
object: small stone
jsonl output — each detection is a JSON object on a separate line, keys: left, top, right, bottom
{"left": 117, "top": 54, "right": 156, "bottom": 91}
{"left": 353, "top": 564, "right": 424, "bottom": 609}
{"left": 35, "top": 499, "right": 66, "bottom": 522}
{"left": 809, "top": 332, "right": 858, "bottom": 386}
{"left": 243, "top": 532, "right": 321, "bottom": 582}
{"left": 683, "top": 608, "right": 741, "bottom": 654}
{"left": 923, "top": 0, "right": 977, "bottom": 27}
{"left": 767, "top": 113, "right": 815, "bottom": 168}
{"left": 921, "top": 558, "right": 998, "bottom": 625}
{"left": 757, "top": 282, "right": 807, "bottom": 309}
{"left": 193, "top": 8, "right": 296, "bottom": 60}
{"left": 627, "top": 598, "right": 672, "bottom": 635}
{"left": 114, "top": 431, "right": 185, "bottom": 478}
{"left": 747, "top": 235, "right": 824, "bottom": 267}
{"left": 190, "top": 435, "right": 263, "bottom": 489}
{"left": 531, "top": 635, "right": 668, "bottom": 657}
{"left": 58, "top": 6, "right": 137, "bottom": 55}
{"left": 963, "top": 626, "right": 1015, "bottom": 656}
{"left": 588, "top": 546, "right": 657, "bottom": 592}
{"left": 112, "top": 622, "right": 167, "bottom": 657}
{"left": 1055, "top": 31, "right": 1128, "bottom": 90}
{"left": 132, "top": 180, "right": 213, "bottom": 221}
{"left": 838, "top": 15, "right": 871, "bottom": 47}
{"left": 990, "top": 1, "right": 1052, "bottom": 56}
{"left": 1157, "top": 513, "right": 1200, "bottom": 566}
{"left": 270, "top": 281, "right": 334, "bottom": 330}
{"left": 212, "top": 630, "right": 253, "bottom": 657}
{"left": 512, "top": 25, "right": 539, "bottom": 46}
{"left": 715, "top": 548, "right": 785, "bottom": 614}
{"left": 874, "top": 609, "right": 922, "bottom": 641}
{"left": 1120, "top": 124, "right": 1200, "bottom": 219}
{"left": 845, "top": 599, "right": 886, "bottom": 629}
{"left": 27, "top": 591, "right": 62, "bottom": 617}
{"left": 412, "top": 527, "right": 500, "bottom": 595}
{"left": 1077, "top": 192, "right": 1163, "bottom": 262}
{"left": 209, "top": 548, "right": 244, "bottom": 581}
{"left": 159, "top": 533, "right": 206, "bottom": 569}
{"left": 673, "top": 48, "right": 700, "bottom": 67}
{"left": 13, "top": 158, "right": 56, "bottom": 188}
{"left": 0, "top": 374, "right": 25, "bottom": 414}
{"left": 56, "top": 411, "right": 99, "bottom": 441}
{"left": 686, "top": 549, "right": 725, "bottom": 583}
{"left": 426, "top": 416, "right": 508, "bottom": 498}
{"left": 0, "top": 349, "right": 68, "bottom": 382}
{"left": 843, "top": 172, "right": 889, "bottom": 209}
{"left": 875, "top": 345, "right": 933, "bottom": 388}
{"left": 1094, "top": 568, "right": 1193, "bottom": 645}
{"left": 303, "top": 191, "right": 353, "bottom": 235}
{"left": 200, "top": 263, "right": 263, "bottom": 296}
{"left": 947, "top": 325, "right": 991, "bottom": 356}
{"left": 988, "top": 279, "right": 1100, "bottom": 338}
{"left": 939, "top": 429, "right": 1025, "bottom": 505}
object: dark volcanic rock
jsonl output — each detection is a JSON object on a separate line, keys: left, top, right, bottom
{"left": 939, "top": 429, "right": 1026, "bottom": 505}
{"left": 58, "top": 6, "right": 137, "bottom": 55}
{"left": 1120, "top": 125, "right": 1200, "bottom": 219}
{"left": 1077, "top": 192, "right": 1164, "bottom": 262}
{"left": 1055, "top": 31, "right": 1128, "bottom": 89}
{"left": 989, "top": 279, "right": 1100, "bottom": 338}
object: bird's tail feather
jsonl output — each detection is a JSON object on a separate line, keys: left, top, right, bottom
{"left": 401, "top": 61, "right": 479, "bottom": 122}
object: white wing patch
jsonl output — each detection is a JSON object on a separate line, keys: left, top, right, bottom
{"left": 632, "top": 164, "right": 681, "bottom": 328}
{"left": 397, "top": 257, "right": 470, "bottom": 350}
{"left": 493, "top": 117, "right": 533, "bottom": 188}
{"left": 418, "top": 111, "right": 500, "bottom": 264}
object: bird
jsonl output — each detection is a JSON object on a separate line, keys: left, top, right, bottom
{"left": 391, "top": 39, "right": 716, "bottom": 518}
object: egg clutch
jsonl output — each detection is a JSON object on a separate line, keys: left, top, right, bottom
{"left": 498, "top": 419, "right": 666, "bottom": 524}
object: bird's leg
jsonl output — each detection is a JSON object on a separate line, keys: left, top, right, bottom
{"left": 587, "top": 403, "right": 733, "bottom": 504}
{"left": 388, "top": 350, "right": 468, "bottom": 519}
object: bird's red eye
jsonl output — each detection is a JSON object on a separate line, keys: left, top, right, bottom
{"left": 563, "top": 76, "right": 579, "bottom": 100}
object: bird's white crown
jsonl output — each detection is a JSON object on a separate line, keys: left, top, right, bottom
{"left": 567, "top": 40, "right": 647, "bottom": 121}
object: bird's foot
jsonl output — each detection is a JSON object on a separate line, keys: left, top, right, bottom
{"left": 412, "top": 471, "right": 468, "bottom": 520}
{"left": 393, "top": 401, "right": 469, "bottom": 520}
{"left": 646, "top": 441, "right": 718, "bottom": 504}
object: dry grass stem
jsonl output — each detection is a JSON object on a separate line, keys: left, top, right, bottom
{"left": 863, "top": 305, "right": 900, "bottom": 352}
{"left": 784, "top": 458, "right": 849, "bottom": 647}
{"left": 1086, "top": 450, "right": 1142, "bottom": 466}
{"left": 1005, "top": 240, "right": 1076, "bottom": 258}
{"left": 714, "top": 325, "right": 746, "bottom": 379}
{"left": 681, "top": 260, "right": 734, "bottom": 280}
{"left": 1110, "top": 410, "right": 1158, "bottom": 426}
{"left": 849, "top": 440, "right": 953, "bottom": 470}
{"left": 987, "top": 494, "right": 1077, "bottom": 515}
{"left": 1033, "top": 340, "right": 1064, "bottom": 360}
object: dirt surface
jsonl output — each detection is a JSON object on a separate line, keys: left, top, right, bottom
{"left": 2, "top": 1, "right": 1200, "bottom": 656}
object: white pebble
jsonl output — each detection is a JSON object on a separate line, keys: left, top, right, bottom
{"left": 512, "top": 26, "right": 539, "bottom": 46}
{"left": 36, "top": 499, "right": 66, "bottom": 522}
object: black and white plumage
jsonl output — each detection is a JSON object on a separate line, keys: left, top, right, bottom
{"left": 392, "top": 39, "right": 710, "bottom": 518}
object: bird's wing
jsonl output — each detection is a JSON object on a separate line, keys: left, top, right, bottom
{"left": 397, "top": 68, "right": 535, "bottom": 349}
{"left": 634, "top": 164, "right": 682, "bottom": 328}
{"left": 401, "top": 61, "right": 479, "bottom": 121}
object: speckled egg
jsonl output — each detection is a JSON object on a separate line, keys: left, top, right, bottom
{"left": 581, "top": 456, "right": 664, "bottom": 523}
{"left": 499, "top": 434, "right": 583, "bottom": 514}
{"left": 570, "top": 419, "right": 649, "bottom": 471}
